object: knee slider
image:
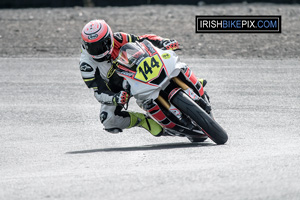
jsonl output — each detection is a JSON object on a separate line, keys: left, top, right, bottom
{"left": 105, "top": 128, "right": 123, "bottom": 133}
{"left": 100, "top": 111, "right": 108, "bottom": 124}
{"left": 100, "top": 111, "right": 123, "bottom": 134}
{"left": 100, "top": 111, "right": 115, "bottom": 128}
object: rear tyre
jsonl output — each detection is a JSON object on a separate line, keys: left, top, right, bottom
{"left": 171, "top": 91, "right": 228, "bottom": 145}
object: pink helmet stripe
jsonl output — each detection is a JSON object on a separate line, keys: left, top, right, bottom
{"left": 81, "top": 20, "right": 109, "bottom": 43}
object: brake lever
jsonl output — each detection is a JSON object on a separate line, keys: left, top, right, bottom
{"left": 161, "top": 47, "right": 182, "bottom": 51}
{"left": 123, "top": 102, "right": 129, "bottom": 110}
{"left": 173, "top": 48, "right": 182, "bottom": 51}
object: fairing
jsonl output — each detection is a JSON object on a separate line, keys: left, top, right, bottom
{"left": 115, "top": 41, "right": 182, "bottom": 102}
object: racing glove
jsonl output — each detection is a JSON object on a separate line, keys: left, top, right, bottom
{"left": 161, "top": 39, "right": 179, "bottom": 50}
{"left": 112, "top": 91, "right": 130, "bottom": 106}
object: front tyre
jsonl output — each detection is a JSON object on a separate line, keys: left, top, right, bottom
{"left": 171, "top": 91, "right": 228, "bottom": 145}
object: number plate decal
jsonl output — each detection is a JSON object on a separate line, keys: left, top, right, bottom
{"left": 134, "top": 54, "right": 163, "bottom": 82}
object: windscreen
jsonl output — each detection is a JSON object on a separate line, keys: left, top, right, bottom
{"left": 116, "top": 42, "right": 149, "bottom": 69}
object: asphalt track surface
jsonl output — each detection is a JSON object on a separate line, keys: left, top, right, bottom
{"left": 1, "top": 57, "right": 299, "bottom": 200}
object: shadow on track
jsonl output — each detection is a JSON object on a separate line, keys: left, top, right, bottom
{"left": 66, "top": 142, "right": 215, "bottom": 154}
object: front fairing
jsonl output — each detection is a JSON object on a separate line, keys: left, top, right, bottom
{"left": 115, "top": 41, "right": 182, "bottom": 101}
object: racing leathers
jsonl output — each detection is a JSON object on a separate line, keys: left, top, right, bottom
{"left": 79, "top": 32, "right": 168, "bottom": 135}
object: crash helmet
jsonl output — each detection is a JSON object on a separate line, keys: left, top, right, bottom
{"left": 81, "top": 19, "right": 114, "bottom": 60}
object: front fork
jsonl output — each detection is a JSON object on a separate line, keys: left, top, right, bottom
{"left": 142, "top": 77, "right": 212, "bottom": 129}
{"left": 157, "top": 77, "right": 211, "bottom": 117}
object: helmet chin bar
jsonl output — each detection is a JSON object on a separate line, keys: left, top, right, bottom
{"left": 92, "top": 53, "right": 111, "bottom": 62}
{"left": 105, "top": 54, "right": 111, "bottom": 60}
{"left": 92, "top": 41, "right": 113, "bottom": 59}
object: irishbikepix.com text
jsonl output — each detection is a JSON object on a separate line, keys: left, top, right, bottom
{"left": 195, "top": 16, "right": 281, "bottom": 33}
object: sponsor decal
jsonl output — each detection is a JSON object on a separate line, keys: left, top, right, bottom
{"left": 168, "top": 88, "right": 181, "bottom": 100}
{"left": 100, "top": 112, "right": 108, "bottom": 123}
{"left": 114, "top": 32, "right": 123, "bottom": 43}
{"left": 136, "top": 56, "right": 144, "bottom": 65}
{"left": 170, "top": 107, "right": 181, "bottom": 118}
{"left": 84, "top": 23, "right": 102, "bottom": 35}
{"left": 121, "top": 71, "right": 134, "bottom": 77}
{"left": 88, "top": 33, "right": 98, "bottom": 40}
{"left": 162, "top": 53, "right": 171, "bottom": 59}
{"left": 80, "top": 62, "right": 93, "bottom": 72}
{"left": 186, "top": 88, "right": 198, "bottom": 100}
{"left": 135, "top": 54, "right": 163, "bottom": 82}
{"left": 144, "top": 42, "right": 156, "bottom": 54}
{"left": 195, "top": 16, "right": 281, "bottom": 33}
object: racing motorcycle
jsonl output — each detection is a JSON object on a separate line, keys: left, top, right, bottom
{"left": 113, "top": 40, "right": 228, "bottom": 144}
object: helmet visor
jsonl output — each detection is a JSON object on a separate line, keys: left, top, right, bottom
{"left": 84, "top": 36, "right": 112, "bottom": 56}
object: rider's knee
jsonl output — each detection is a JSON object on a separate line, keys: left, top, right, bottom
{"left": 100, "top": 111, "right": 122, "bottom": 133}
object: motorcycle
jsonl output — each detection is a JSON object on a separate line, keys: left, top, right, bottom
{"left": 113, "top": 40, "right": 228, "bottom": 144}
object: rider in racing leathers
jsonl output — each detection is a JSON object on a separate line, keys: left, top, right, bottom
{"left": 79, "top": 19, "right": 204, "bottom": 136}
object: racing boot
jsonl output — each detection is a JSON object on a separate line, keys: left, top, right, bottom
{"left": 127, "top": 112, "right": 163, "bottom": 137}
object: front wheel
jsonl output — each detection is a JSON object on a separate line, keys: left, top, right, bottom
{"left": 171, "top": 91, "right": 228, "bottom": 145}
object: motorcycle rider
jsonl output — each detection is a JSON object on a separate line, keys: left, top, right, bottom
{"left": 79, "top": 19, "right": 204, "bottom": 137}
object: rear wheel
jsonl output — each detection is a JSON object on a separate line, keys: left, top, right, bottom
{"left": 171, "top": 91, "right": 228, "bottom": 145}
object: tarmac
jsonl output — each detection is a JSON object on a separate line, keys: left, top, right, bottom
{"left": 0, "top": 3, "right": 299, "bottom": 200}
{"left": 1, "top": 57, "right": 299, "bottom": 199}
